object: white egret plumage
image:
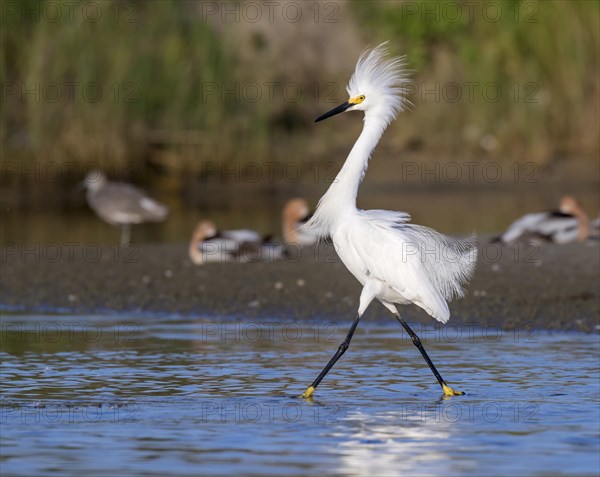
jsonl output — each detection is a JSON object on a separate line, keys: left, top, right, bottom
{"left": 300, "top": 44, "right": 477, "bottom": 398}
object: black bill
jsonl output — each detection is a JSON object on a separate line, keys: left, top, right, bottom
{"left": 315, "top": 101, "right": 352, "bottom": 122}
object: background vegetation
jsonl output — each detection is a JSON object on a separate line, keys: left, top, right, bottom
{"left": 2, "top": 0, "right": 599, "bottom": 198}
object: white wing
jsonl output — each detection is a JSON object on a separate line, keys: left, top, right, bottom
{"left": 221, "top": 229, "right": 262, "bottom": 243}
{"left": 500, "top": 212, "right": 548, "bottom": 243}
{"left": 337, "top": 210, "right": 477, "bottom": 323}
{"left": 500, "top": 211, "right": 579, "bottom": 243}
{"left": 361, "top": 209, "right": 411, "bottom": 227}
{"left": 535, "top": 215, "right": 578, "bottom": 239}
{"left": 551, "top": 226, "right": 579, "bottom": 244}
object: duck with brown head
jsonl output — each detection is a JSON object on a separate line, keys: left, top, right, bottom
{"left": 282, "top": 198, "right": 319, "bottom": 246}
{"left": 497, "top": 195, "right": 590, "bottom": 244}
{"left": 189, "top": 220, "right": 282, "bottom": 265}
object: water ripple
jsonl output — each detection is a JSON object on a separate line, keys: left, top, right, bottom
{"left": 1, "top": 315, "right": 599, "bottom": 476}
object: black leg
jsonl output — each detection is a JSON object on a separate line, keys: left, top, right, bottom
{"left": 300, "top": 314, "right": 360, "bottom": 398}
{"left": 395, "top": 315, "right": 464, "bottom": 396}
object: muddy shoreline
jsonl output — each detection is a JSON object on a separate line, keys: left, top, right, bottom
{"left": 1, "top": 238, "right": 599, "bottom": 332}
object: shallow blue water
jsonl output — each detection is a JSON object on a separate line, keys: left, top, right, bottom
{"left": 1, "top": 314, "right": 599, "bottom": 476}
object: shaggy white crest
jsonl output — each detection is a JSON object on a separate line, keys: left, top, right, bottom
{"left": 346, "top": 42, "right": 411, "bottom": 127}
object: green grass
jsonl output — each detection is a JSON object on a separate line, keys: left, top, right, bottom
{"left": 1, "top": 0, "right": 598, "bottom": 186}
{"left": 355, "top": 0, "right": 599, "bottom": 161}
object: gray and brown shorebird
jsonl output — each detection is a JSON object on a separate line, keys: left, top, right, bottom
{"left": 83, "top": 171, "right": 169, "bottom": 246}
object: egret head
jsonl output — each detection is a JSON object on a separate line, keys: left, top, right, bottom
{"left": 315, "top": 43, "right": 410, "bottom": 126}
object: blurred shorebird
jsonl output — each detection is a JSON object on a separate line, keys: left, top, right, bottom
{"left": 189, "top": 220, "right": 282, "bottom": 265}
{"left": 496, "top": 196, "right": 591, "bottom": 244}
{"left": 282, "top": 198, "right": 319, "bottom": 246}
{"left": 299, "top": 44, "right": 477, "bottom": 399}
{"left": 592, "top": 216, "right": 600, "bottom": 239}
{"left": 83, "top": 171, "right": 169, "bottom": 247}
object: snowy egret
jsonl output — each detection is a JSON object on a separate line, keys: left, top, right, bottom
{"left": 282, "top": 198, "right": 319, "bottom": 246}
{"left": 300, "top": 44, "right": 477, "bottom": 398}
{"left": 496, "top": 196, "right": 590, "bottom": 244}
{"left": 83, "top": 171, "right": 168, "bottom": 246}
{"left": 189, "top": 220, "right": 282, "bottom": 264}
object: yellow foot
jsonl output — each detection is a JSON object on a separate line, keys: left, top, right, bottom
{"left": 300, "top": 386, "right": 315, "bottom": 399}
{"left": 442, "top": 383, "right": 464, "bottom": 396}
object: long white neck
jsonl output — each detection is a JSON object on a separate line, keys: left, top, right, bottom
{"left": 308, "top": 114, "right": 387, "bottom": 235}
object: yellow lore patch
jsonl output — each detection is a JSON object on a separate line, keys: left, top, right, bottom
{"left": 348, "top": 95, "right": 366, "bottom": 104}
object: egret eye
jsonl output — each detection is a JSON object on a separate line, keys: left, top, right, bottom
{"left": 359, "top": 95, "right": 366, "bottom": 101}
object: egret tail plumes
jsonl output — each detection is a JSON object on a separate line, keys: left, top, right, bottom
{"left": 361, "top": 209, "right": 477, "bottom": 306}
{"left": 398, "top": 225, "right": 477, "bottom": 301}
